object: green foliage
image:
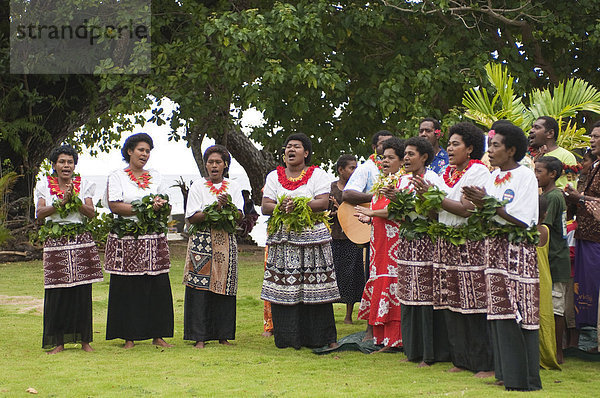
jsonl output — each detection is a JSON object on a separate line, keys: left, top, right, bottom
{"left": 0, "top": 172, "right": 19, "bottom": 246}
{"left": 387, "top": 189, "right": 417, "bottom": 221}
{"left": 110, "top": 194, "right": 171, "bottom": 238}
{"left": 414, "top": 186, "right": 447, "bottom": 216}
{"left": 38, "top": 220, "right": 88, "bottom": 241}
{"left": 188, "top": 197, "right": 241, "bottom": 235}
{"left": 52, "top": 195, "right": 83, "bottom": 218}
{"left": 87, "top": 212, "right": 113, "bottom": 244}
{"left": 463, "top": 62, "right": 600, "bottom": 153}
{"left": 267, "top": 196, "right": 330, "bottom": 234}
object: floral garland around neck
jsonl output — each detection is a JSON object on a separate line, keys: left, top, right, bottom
{"left": 369, "top": 153, "right": 384, "bottom": 172}
{"left": 370, "top": 169, "right": 404, "bottom": 197}
{"left": 125, "top": 168, "right": 152, "bottom": 189}
{"left": 494, "top": 171, "right": 512, "bottom": 186}
{"left": 47, "top": 174, "right": 81, "bottom": 199}
{"left": 443, "top": 159, "right": 485, "bottom": 188}
{"left": 205, "top": 179, "right": 229, "bottom": 195}
{"left": 277, "top": 165, "right": 317, "bottom": 190}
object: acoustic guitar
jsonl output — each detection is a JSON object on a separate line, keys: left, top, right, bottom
{"left": 336, "top": 201, "right": 371, "bottom": 244}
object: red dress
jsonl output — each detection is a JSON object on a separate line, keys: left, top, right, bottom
{"left": 357, "top": 194, "right": 402, "bottom": 347}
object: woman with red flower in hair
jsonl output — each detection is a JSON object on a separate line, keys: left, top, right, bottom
{"left": 261, "top": 133, "right": 340, "bottom": 349}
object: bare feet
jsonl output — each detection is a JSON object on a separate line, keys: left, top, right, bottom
{"left": 494, "top": 380, "right": 504, "bottom": 386}
{"left": 343, "top": 318, "right": 353, "bottom": 325}
{"left": 261, "top": 331, "right": 273, "bottom": 338}
{"left": 373, "top": 346, "right": 393, "bottom": 354}
{"left": 46, "top": 345, "right": 64, "bottom": 355}
{"left": 400, "top": 358, "right": 410, "bottom": 363}
{"left": 194, "top": 341, "right": 205, "bottom": 349}
{"left": 328, "top": 342, "right": 339, "bottom": 349}
{"left": 448, "top": 366, "right": 464, "bottom": 373}
{"left": 123, "top": 340, "right": 135, "bottom": 349}
{"left": 219, "top": 340, "right": 232, "bottom": 346}
{"left": 362, "top": 325, "right": 374, "bottom": 342}
{"left": 81, "top": 342, "right": 94, "bottom": 352}
{"left": 474, "top": 371, "right": 495, "bottom": 379}
{"left": 417, "top": 361, "right": 430, "bottom": 368}
{"left": 152, "top": 338, "right": 173, "bottom": 348}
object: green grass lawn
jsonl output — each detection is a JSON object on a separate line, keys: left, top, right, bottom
{"left": 0, "top": 243, "right": 598, "bottom": 397}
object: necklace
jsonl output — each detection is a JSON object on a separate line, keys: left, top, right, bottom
{"left": 47, "top": 175, "right": 81, "bottom": 199}
{"left": 369, "top": 153, "right": 384, "bottom": 172}
{"left": 125, "top": 168, "right": 151, "bottom": 189}
{"left": 494, "top": 171, "right": 512, "bottom": 186}
{"left": 443, "top": 159, "right": 484, "bottom": 188}
{"left": 277, "top": 165, "right": 317, "bottom": 190}
{"left": 205, "top": 179, "right": 229, "bottom": 195}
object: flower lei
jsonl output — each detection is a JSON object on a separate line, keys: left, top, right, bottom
{"left": 370, "top": 169, "right": 404, "bottom": 197}
{"left": 563, "top": 164, "right": 582, "bottom": 174}
{"left": 47, "top": 174, "right": 81, "bottom": 199}
{"left": 443, "top": 159, "right": 485, "bottom": 188}
{"left": 277, "top": 165, "right": 317, "bottom": 190}
{"left": 205, "top": 179, "right": 229, "bottom": 195}
{"left": 434, "top": 129, "right": 443, "bottom": 138}
{"left": 494, "top": 171, "right": 512, "bottom": 186}
{"left": 369, "top": 153, "right": 384, "bottom": 172}
{"left": 125, "top": 168, "right": 152, "bottom": 189}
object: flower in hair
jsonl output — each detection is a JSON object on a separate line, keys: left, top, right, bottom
{"left": 488, "top": 129, "right": 496, "bottom": 139}
{"left": 434, "top": 129, "right": 442, "bottom": 137}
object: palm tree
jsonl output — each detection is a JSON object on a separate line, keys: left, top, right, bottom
{"left": 462, "top": 63, "right": 600, "bottom": 154}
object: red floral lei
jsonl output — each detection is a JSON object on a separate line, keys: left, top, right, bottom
{"left": 369, "top": 153, "right": 384, "bottom": 172}
{"left": 205, "top": 179, "right": 229, "bottom": 195}
{"left": 443, "top": 159, "right": 484, "bottom": 188}
{"left": 563, "top": 164, "right": 582, "bottom": 174}
{"left": 125, "top": 168, "right": 152, "bottom": 189}
{"left": 277, "top": 165, "right": 317, "bottom": 190}
{"left": 47, "top": 175, "right": 81, "bottom": 199}
{"left": 494, "top": 171, "right": 512, "bottom": 186}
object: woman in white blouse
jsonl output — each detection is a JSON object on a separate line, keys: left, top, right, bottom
{"left": 183, "top": 145, "right": 244, "bottom": 349}
{"left": 260, "top": 133, "right": 340, "bottom": 349}
{"left": 35, "top": 145, "right": 102, "bottom": 354}
{"left": 104, "top": 133, "right": 174, "bottom": 349}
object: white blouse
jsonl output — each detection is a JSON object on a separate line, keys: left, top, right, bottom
{"left": 104, "top": 168, "right": 167, "bottom": 221}
{"left": 484, "top": 165, "right": 539, "bottom": 228}
{"left": 34, "top": 176, "right": 95, "bottom": 224}
{"left": 397, "top": 169, "right": 443, "bottom": 191}
{"left": 439, "top": 163, "right": 491, "bottom": 226}
{"left": 263, "top": 167, "right": 331, "bottom": 202}
{"left": 185, "top": 177, "right": 244, "bottom": 219}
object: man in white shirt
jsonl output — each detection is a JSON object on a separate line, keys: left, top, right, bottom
{"left": 342, "top": 130, "right": 394, "bottom": 204}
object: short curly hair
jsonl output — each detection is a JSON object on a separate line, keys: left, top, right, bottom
{"left": 284, "top": 133, "right": 313, "bottom": 164}
{"left": 448, "top": 122, "right": 485, "bottom": 160}
{"left": 335, "top": 154, "right": 357, "bottom": 173}
{"left": 493, "top": 123, "right": 528, "bottom": 162}
{"left": 203, "top": 145, "right": 231, "bottom": 173}
{"left": 49, "top": 145, "right": 78, "bottom": 165}
{"left": 371, "top": 130, "right": 394, "bottom": 147}
{"left": 381, "top": 137, "right": 405, "bottom": 160}
{"left": 404, "top": 136, "right": 434, "bottom": 166}
{"left": 121, "top": 133, "right": 154, "bottom": 162}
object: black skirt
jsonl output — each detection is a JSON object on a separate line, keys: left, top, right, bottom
{"left": 184, "top": 287, "right": 236, "bottom": 342}
{"left": 271, "top": 303, "right": 337, "bottom": 349}
{"left": 42, "top": 284, "right": 92, "bottom": 349}
{"left": 331, "top": 239, "right": 365, "bottom": 304}
{"left": 444, "top": 310, "right": 493, "bottom": 372}
{"left": 106, "top": 273, "right": 174, "bottom": 341}
{"left": 489, "top": 319, "right": 542, "bottom": 391}
{"left": 401, "top": 305, "right": 450, "bottom": 364}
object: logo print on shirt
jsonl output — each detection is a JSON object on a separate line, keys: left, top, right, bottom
{"left": 502, "top": 189, "right": 515, "bottom": 203}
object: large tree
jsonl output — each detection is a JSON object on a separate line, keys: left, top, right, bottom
{"left": 3, "top": 0, "right": 600, "bottom": 216}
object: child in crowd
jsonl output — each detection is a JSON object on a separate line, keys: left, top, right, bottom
{"left": 535, "top": 156, "right": 571, "bottom": 364}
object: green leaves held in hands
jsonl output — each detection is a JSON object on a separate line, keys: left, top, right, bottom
{"left": 267, "top": 196, "right": 330, "bottom": 234}
{"left": 110, "top": 194, "right": 171, "bottom": 238}
{"left": 189, "top": 196, "right": 241, "bottom": 235}
{"left": 52, "top": 195, "right": 83, "bottom": 218}
{"left": 415, "top": 186, "right": 447, "bottom": 216}
{"left": 39, "top": 220, "right": 88, "bottom": 241}
{"left": 387, "top": 189, "right": 416, "bottom": 221}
